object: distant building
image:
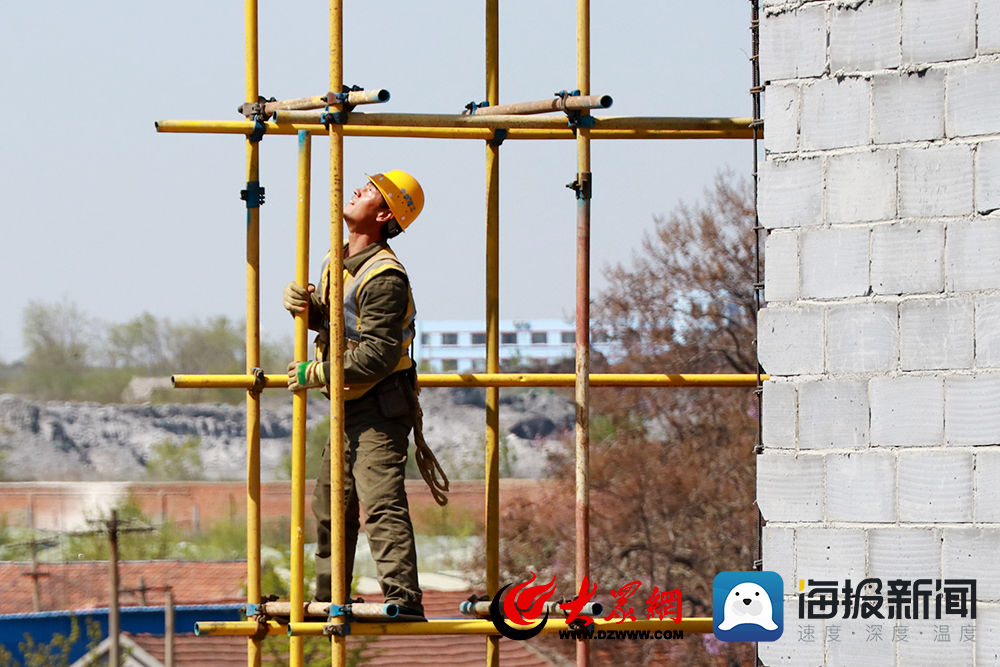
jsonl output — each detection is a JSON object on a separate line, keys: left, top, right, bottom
{"left": 413, "top": 319, "right": 617, "bottom": 373}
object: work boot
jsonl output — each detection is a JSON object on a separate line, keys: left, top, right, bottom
{"left": 389, "top": 601, "right": 426, "bottom": 621}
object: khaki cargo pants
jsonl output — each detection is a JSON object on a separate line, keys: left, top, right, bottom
{"left": 312, "top": 382, "right": 422, "bottom": 613}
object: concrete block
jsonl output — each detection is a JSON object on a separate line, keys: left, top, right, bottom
{"left": 801, "top": 78, "right": 871, "bottom": 150}
{"left": 897, "top": 619, "right": 975, "bottom": 666}
{"left": 981, "top": 0, "right": 1000, "bottom": 54}
{"left": 800, "top": 226, "right": 870, "bottom": 299}
{"left": 762, "top": 526, "right": 796, "bottom": 597}
{"left": 945, "top": 374, "right": 1000, "bottom": 446}
{"left": 870, "top": 374, "right": 944, "bottom": 446}
{"left": 830, "top": 0, "right": 901, "bottom": 72}
{"left": 826, "top": 451, "right": 896, "bottom": 522}
{"left": 872, "top": 69, "right": 946, "bottom": 144}
{"left": 760, "top": 4, "right": 827, "bottom": 82}
{"left": 899, "top": 145, "right": 974, "bottom": 218}
{"left": 795, "top": 527, "right": 866, "bottom": 583}
{"left": 902, "top": 0, "right": 976, "bottom": 64}
{"left": 758, "top": 615, "right": 825, "bottom": 666}
{"left": 825, "top": 628, "right": 895, "bottom": 667}
{"left": 759, "top": 158, "right": 823, "bottom": 229}
{"left": 799, "top": 379, "right": 869, "bottom": 449}
{"left": 868, "top": 528, "right": 941, "bottom": 580}
{"left": 946, "top": 219, "right": 1000, "bottom": 291}
{"left": 763, "top": 83, "right": 799, "bottom": 154}
{"left": 898, "top": 450, "right": 974, "bottom": 522}
{"left": 827, "top": 302, "right": 898, "bottom": 374}
{"left": 764, "top": 229, "right": 800, "bottom": 302}
{"left": 943, "top": 527, "right": 1000, "bottom": 599}
{"left": 977, "top": 605, "right": 1000, "bottom": 667}
{"left": 826, "top": 150, "right": 897, "bottom": 224}
{"left": 947, "top": 60, "right": 1000, "bottom": 137}
{"left": 757, "top": 453, "right": 826, "bottom": 522}
{"left": 976, "top": 295, "right": 1000, "bottom": 368}
{"left": 975, "top": 448, "right": 1000, "bottom": 522}
{"left": 871, "top": 222, "right": 945, "bottom": 295}
{"left": 758, "top": 306, "right": 825, "bottom": 376}
{"left": 762, "top": 380, "right": 797, "bottom": 448}
{"left": 899, "top": 297, "right": 975, "bottom": 370}
{"left": 976, "top": 140, "right": 1000, "bottom": 214}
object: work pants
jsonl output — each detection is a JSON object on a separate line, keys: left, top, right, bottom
{"left": 312, "top": 391, "right": 422, "bottom": 612}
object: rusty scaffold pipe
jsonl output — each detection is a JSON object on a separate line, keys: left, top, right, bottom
{"left": 459, "top": 599, "right": 604, "bottom": 619}
{"left": 238, "top": 89, "right": 391, "bottom": 119}
{"left": 468, "top": 93, "right": 612, "bottom": 116}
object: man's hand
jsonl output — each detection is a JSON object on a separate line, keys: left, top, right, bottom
{"left": 287, "top": 361, "right": 326, "bottom": 391}
{"left": 283, "top": 282, "right": 314, "bottom": 314}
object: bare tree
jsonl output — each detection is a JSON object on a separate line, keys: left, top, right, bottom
{"left": 496, "top": 172, "right": 759, "bottom": 666}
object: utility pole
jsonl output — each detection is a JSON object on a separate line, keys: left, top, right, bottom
{"left": 122, "top": 581, "right": 175, "bottom": 667}
{"left": 5, "top": 536, "right": 57, "bottom": 612}
{"left": 86, "top": 509, "right": 154, "bottom": 667}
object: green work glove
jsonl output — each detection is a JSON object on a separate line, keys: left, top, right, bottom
{"left": 287, "top": 360, "right": 326, "bottom": 391}
{"left": 283, "top": 282, "right": 314, "bottom": 314}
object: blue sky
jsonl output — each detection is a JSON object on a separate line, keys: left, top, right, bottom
{"left": 0, "top": 2, "right": 752, "bottom": 363}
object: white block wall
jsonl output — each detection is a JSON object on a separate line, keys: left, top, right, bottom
{"left": 757, "top": 1, "right": 1000, "bottom": 664}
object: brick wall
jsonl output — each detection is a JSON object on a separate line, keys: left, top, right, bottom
{"left": 757, "top": 0, "right": 1000, "bottom": 663}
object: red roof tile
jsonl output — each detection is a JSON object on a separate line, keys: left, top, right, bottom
{"left": 0, "top": 561, "right": 246, "bottom": 614}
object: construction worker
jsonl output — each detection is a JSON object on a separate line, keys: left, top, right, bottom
{"left": 283, "top": 170, "right": 426, "bottom": 618}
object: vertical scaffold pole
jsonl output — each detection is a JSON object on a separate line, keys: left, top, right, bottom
{"left": 484, "top": 2, "right": 501, "bottom": 666}
{"left": 289, "top": 130, "right": 312, "bottom": 667}
{"left": 328, "top": 1, "right": 348, "bottom": 666}
{"left": 243, "top": 1, "right": 262, "bottom": 666}
{"left": 574, "top": 2, "right": 592, "bottom": 667}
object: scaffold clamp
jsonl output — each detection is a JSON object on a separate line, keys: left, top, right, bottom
{"left": 488, "top": 128, "right": 507, "bottom": 147}
{"left": 320, "top": 108, "right": 349, "bottom": 126}
{"left": 238, "top": 96, "right": 277, "bottom": 121}
{"left": 566, "top": 172, "right": 593, "bottom": 201}
{"left": 463, "top": 100, "right": 489, "bottom": 115}
{"left": 249, "top": 367, "right": 267, "bottom": 396}
{"left": 248, "top": 118, "right": 267, "bottom": 143}
{"left": 241, "top": 181, "right": 266, "bottom": 208}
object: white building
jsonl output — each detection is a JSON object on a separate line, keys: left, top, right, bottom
{"left": 413, "top": 318, "right": 616, "bottom": 372}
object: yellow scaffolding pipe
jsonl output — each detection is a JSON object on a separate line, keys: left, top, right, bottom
{"left": 328, "top": 1, "right": 347, "bottom": 666}
{"left": 155, "top": 118, "right": 757, "bottom": 140}
{"left": 484, "top": 3, "right": 500, "bottom": 665}
{"left": 171, "top": 372, "right": 767, "bottom": 389}
{"left": 243, "top": 1, "right": 262, "bottom": 666}
{"left": 288, "top": 130, "right": 311, "bottom": 667}
{"left": 195, "top": 617, "right": 715, "bottom": 637}
{"left": 574, "top": 0, "right": 592, "bottom": 664}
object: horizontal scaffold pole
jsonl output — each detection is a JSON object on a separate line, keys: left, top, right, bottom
{"left": 154, "top": 119, "right": 757, "bottom": 140}
{"left": 171, "top": 372, "right": 766, "bottom": 390}
{"left": 272, "top": 110, "right": 747, "bottom": 132}
{"left": 466, "top": 94, "right": 613, "bottom": 116}
{"left": 194, "top": 620, "right": 286, "bottom": 637}
{"left": 257, "top": 89, "right": 391, "bottom": 115}
{"left": 287, "top": 617, "right": 714, "bottom": 637}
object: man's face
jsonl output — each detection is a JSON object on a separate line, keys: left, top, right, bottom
{"left": 344, "top": 181, "right": 390, "bottom": 228}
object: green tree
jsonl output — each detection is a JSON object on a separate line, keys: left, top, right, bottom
{"left": 103, "top": 312, "right": 169, "bottom": 372}
{"left": 145, "top": 437, "right": 205, "bottom": 481}
{"left": 63, "top": 496, "right": 178, "bottom": 562}
{"left": 17, "top": 300, "right": 91, "bottom": 400}
{"left": 0, "top": 615, "right": 102, "bottom": 667}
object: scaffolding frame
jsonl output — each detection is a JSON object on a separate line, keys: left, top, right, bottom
{"left": 156, "top": 2, "right": 762, "bottom": 666}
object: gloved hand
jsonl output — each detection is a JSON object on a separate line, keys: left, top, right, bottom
{"left": 287, "top": 360, "right": 326, "bottom": 391}
{"left": 283, "top": 282, "right": 314, "bottom": 314}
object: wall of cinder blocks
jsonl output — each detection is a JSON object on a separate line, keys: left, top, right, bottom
{"left": 756, "top": 0, "right": 1000, "bottom": 664}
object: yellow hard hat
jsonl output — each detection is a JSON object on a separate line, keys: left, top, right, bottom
{"left": 367, "top": 170, "right": 424, "bottom": 231}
